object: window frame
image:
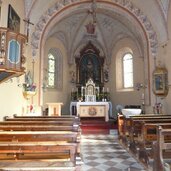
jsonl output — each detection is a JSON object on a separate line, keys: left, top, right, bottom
{"left": 122, "top": 52, "right": 134, "bottom": 89}
{"left": 47, "top": 53, "right": 56, "bottom": 89}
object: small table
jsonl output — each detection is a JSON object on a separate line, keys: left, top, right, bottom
{"left": 46, "top": 103, "right": 63, "bottom": 116}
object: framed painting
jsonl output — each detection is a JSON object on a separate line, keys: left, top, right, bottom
{"left": 153, "top": 66, "right": 168, "bottom": 96}
{"left": 7, "top": 4, "right": 20, "bottom": 32}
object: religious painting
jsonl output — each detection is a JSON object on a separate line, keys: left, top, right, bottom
{"left": 75, "top": 42, "right": 104, "bottom": 89}
{"left": 79, "top": 53, "right": 101, "bottom": 85}
{"left": 153, "top": 66, "right": 168, "bottom": 96}
{"left": 7, "top": 4, "right": 20, "bottom": 32}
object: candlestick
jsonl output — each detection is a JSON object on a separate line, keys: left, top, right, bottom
{"left": 102, "top": 87, "right": 104, "bottom": 92}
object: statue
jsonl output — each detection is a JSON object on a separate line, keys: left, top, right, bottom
{"left": 85, "top": 21, "right": 96, "bottom": 34}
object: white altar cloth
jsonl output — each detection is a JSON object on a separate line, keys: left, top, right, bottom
{"left": 70, "top": 101, "right": 112, "bottom": 119}
{"left": 76, "top": 102, "right": 110, "bottom": 122}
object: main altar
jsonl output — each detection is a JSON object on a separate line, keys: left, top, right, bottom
{"left": 76, "top": 101, "right": 109, "bottom": 122}
{"left": 70, "top": 79, "right": 112, "bottom": 122}
{"left": 70, "top": 42, "right": 111, "bottom": 121}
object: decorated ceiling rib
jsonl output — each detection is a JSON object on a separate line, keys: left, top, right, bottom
{"left": 28, "top": 0, "right": 159, "bottom": 58}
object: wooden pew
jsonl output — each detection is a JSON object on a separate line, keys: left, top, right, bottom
{"left": 117, "top": 113, "right": 124, "bottom": 140}
{"left": 0, "top": 116, "right": 82, "bottom": 170}
{"left": 0, "top": 130, "right": 80, "bottom": 153}
{"left": 140, "top": 123, "right": 171, "bottom": 148}
{"left": 118, "top": 114, "right": 171, "bottom": 140}
{"left": 153, "top": 126, "right": 171, "bottom": 171}
{"left": 118, "top": 113, "right": 171, "bottom": 168}
{"left": 129, "top": 119, "right": 171, "bottom": 147}
{"left": 0, "top": 120, "right": 81, "bottom": 154}
{"left": 0, "top": 141, "right": 77, "bottom": 171}
{"left": 128, "top": 118, "right": 171, "bottom": 152}
{"left": 5, "top": 115, "right": 80, "bottom": 123}
{"left": 134, "top": 122, "right": 171, "bottom": 167}
{"left": 0, "top": 120, "right": 81, "bottom": 152}
{"left": 13, "top": 114, "right": 78, "bottom": 118}
{"left": 0, "top": 124, "right": 79, "bottom": 132}
{"left": 118, "top": 114, "right": 171, "bottom": 146}
{"left": 0, "top": 131, "right": 79, "bottom": 142}
{"left": 0, "top": 120, "right": 79, "bottom": 126}
{"left": 0, "top": 132, "right": 79, "bottom": 171}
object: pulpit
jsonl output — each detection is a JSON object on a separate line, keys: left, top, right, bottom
{"left": 46, "top": 103, "right": 63, "bottom": 116}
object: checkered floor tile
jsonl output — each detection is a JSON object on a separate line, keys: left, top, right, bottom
{"left": 80, "top": 134, "right": 147, "bottom": 171}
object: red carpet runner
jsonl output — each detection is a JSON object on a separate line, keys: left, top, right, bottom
{"left": 80, "top": 117, "right": 117, "bottom": 134}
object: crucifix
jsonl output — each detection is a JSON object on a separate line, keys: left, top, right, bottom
{"left": 23, "top": 18, "right": 34, "bottom": 42}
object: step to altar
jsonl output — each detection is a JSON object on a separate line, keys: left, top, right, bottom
{"left": 80, "top": 117, "right": 117, "bottom": 134}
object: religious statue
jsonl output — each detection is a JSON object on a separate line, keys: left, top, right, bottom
{"left": 85, "top": 21, "right": 96, "bottom": 34}
{"left": 104, "top": 67, "right": 109, "bottom": 82}
{"left": 86, "top": 58, "right": 94, "bottom": 79}
{"left": 70, "top": 71, "right": 75, "bottom": 83}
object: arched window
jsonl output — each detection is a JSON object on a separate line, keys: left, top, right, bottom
{"left": 123, "top": 53, "right": 133, "bottom": 88}
{"left": 48, "top": 53, "right": 56, "bottom": 88}
{"left": 47, "top": 48, "right": 63, "bottom": 89}
{"left": 116, "top": 48, "right": 134, "bottom": 91}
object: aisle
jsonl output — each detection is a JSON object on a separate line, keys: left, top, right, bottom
{"left": 80, "top": 134, "right": 147, "bottom": 171}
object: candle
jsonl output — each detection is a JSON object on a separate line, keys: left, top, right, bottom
{"left": 102, "top": 87, "right": 104, "bottom": 92}
{"left": 81, "top": 87, "right": 83, "bottom": 96}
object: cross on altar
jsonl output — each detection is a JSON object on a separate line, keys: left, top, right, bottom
{"left": 23, "top": 18, "right": 34, "bottom": 42}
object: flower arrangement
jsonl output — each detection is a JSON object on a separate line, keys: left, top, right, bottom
{"left": 23, "top": 83, "right": 36, "bottom": 92}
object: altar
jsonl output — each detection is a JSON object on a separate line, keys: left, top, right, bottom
{"left": 70, "top": 101, "right": 112, "bottom": 122}
{"left": 70, "top": 78, "right": 112, "bottom": 121}
{"left": 76, "top": 102, "right": 109, "bottom": 121}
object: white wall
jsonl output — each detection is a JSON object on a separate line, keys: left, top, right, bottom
{"left": 162, "top": 6, "right": 171, "bottom": 114}
{"left": 110, "top": 38, "right": 144, "bottom": 115}
{"left": 43, "top": 37, "right": 71, "bottom": 114}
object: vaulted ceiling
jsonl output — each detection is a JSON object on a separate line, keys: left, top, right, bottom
{"left": 23, "top": 0, "right": 170, "bottom": 62}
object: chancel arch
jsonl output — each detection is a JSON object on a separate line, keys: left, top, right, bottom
{"left": 28, "top": 0, "right": 165, "bottom": 113}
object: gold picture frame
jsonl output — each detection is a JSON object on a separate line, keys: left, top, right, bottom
{"left": 153, "top": 66, "right": 168, "bottom": 96}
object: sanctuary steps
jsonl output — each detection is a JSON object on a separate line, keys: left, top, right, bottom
{"left": 80, "top": 117, "right": 117, "bottom": 134}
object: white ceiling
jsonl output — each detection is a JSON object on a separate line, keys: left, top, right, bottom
{"left": 24, "top": 0, "right": 170, "bottom": 60}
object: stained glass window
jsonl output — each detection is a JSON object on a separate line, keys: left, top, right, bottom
{"left": 48, "top": 53, "right": 56, "bottom": 87}
{"left": 123, "top": 53, "right": 133, "bottom": 88}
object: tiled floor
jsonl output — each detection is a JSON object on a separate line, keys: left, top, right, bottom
{"left": 80, "top": 133, "right": 147, "bottom": 171}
